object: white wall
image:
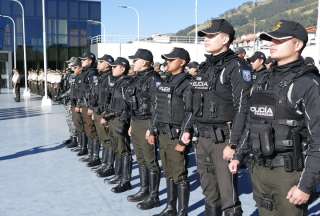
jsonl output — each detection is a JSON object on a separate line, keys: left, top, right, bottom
{"left": 91, "top": 41, "right": 207, "bottom": 63}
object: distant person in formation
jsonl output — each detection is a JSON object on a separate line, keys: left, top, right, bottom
{"left": 12, "top": 69, "right": 21, "bottom": 102}
{"left": 229, "top": 20, "right": 320, "bottom": 216}
{"left": 235, "top": 47, "right": 246, "bottom": 60}
{"left": 248, "top": 51, "right": 268, "bottom": 83}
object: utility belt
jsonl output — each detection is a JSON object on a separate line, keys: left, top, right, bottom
{"left": 197, "top": 123, "right": 230, "bottom": 144}
{"left": 103, "top": 112, "right": 121, "bottom": 121}
{"left": 255, "top": 152, "right": 304, "bottom": 172}
{"left": 158, "top": 123, "right": 181, "bottom": 140}
{"left": 132, "top": 114, "right": 151, "bottom": 121}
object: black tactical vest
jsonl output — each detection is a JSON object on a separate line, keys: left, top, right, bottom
{"left": 155, "top": 73, "right": 189, "bottom": 126}
{"left": 191, "top": 57, "right": 239, "bottom": 124}
{"left": 126, "top": 70, "right": 158, "bottom": 117}
{"left": 109, "top": 76, "right": 132, "bottom": 115}
{"left": 247, "top": 64, "right": 317, "bottom": 168}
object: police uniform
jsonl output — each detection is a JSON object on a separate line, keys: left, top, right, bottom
{"left": 105, "top": 57, "right": 133, "bottom": 194}
{"left": 152, "top": 48, "right": 193, "bottom": 216}
{"left": 126, "top": 49, "right": 162, "bottom": 210}
{"left": 248, "top": 51, "right": 269, "bottom": 83}
{"left": 194, "top": 19, "right": 252, "bottom": 216}
{"left": 234, "top": 20, "right": 320, "bottom": 216}
{"left": 78, "top": 53, "right": 99, "bottom": 161}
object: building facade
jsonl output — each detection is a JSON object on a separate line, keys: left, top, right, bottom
{"left": 0, "top": 0, "right": 101, "bottom": 87}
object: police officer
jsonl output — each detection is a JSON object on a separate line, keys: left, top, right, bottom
{"left": 148, "top": 47, "right": 192, "bottom": 216}
{"left": 248, "top": 51, "right": 268, "bottom": 82}
{"left": 229, "top": 20, "right": 320, "bottom": 216}
{"left": 69, "top": 58, "right": 85, "bottom": 153}
{"left": 105, "top": 57, "right": 133, "bottom": 193}
{"left": 192, "top": 19, "right": 252, "bottom": 215}
{"left": 186, "top": 61, "right": 200, "bottom": 77}
{"left": 77, "top": 52, "right": 99, "bottom": 163}
{"left": 125, "top": 49, "right": 161, "bottom": 210}
{"left": 96, "top": 56, "right": 118, "bottom": 178}
{"left": 86, "top": 54, "right": 114, "bottom": 167}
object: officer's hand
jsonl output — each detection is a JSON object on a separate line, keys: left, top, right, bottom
{"left": 128, "top": 126, "right": 132, "bottom": 137}
{"left": 100, "top": 118, "right": 107, "bottom": 125}
{"left": 287, "top": 185, "right": 310, "bottom": 205}
{"left": 223, "top": 145, "right": 235, "bottom": 161}
{"left": 79, "top": 108, "right": 82, "bottom": 113}
{"left": 87, "top": 109, "right": 93, "bottom": 116}
{"left": 175, "top": 144, "right": 186, "bottom": 153}
{"left": 181, "top": 132, "right": 191, "bottom": 145}
{"left": 145, "top": 130, "right": 150, "bottom": 140}
{"left": 147, "top": 134, "right": 156, "bottom": 145}
{"left": 75, "top": 107, "right": 80, "bottom": 113}
{"left": 228, "top": 160, "right": 240, "bottom": 174}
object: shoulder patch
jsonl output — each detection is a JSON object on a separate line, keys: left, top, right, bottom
{"left": 241, "top": 69, "right": 252, "bottom": 82}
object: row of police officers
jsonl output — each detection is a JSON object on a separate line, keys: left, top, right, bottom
{"left": 57, "top": 18, "right": 320, "bottom": 216}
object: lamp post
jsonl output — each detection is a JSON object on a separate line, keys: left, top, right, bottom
{"left": 195, "top": 0, "right": 198, "bottom": 44}
{"left": 0, "top": 14, "right": 16, "bottom": 69}
{"left": 9, "top": 0, "right": 30, "bottom": 98}
{"left": 87, "top": 19, "right": 106, "bottom": 43}
{"left": 41, "top": 0, "right": 52, "bottom": 107}
{"left": 119, "top": 5, "right": 140, "bottom": 41}
{"left": 316, "top": 0, "right": 320, "bottom": 69}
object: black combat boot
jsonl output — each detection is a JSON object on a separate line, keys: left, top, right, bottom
{"left": 77, "top": 133, "right": 88, "bottom": 156}
{"left": 127, "top": 165, "right": 149, "bottom": 202}
{"left": 71, "top": 133, "right": 82, "bottom": 152}
{"left": 152, "top": 178, "right": 177, "bottom": 216}
{"left": 87, "top": 139, "right": 101, "bottom": 167}
{"left": 177, "top": 181, "right": 189, "bottom": 216}
{"left": 111, "top": 154, "right": 132, "bottom": 193}
{"left": 80, "top": 138, "right": 93, "bottom": 161}
{"left": 205, "top": 202, "right": 222, "bottom": 216}
{"left": 223, "top": 205, "right": 243, "bottom": 216}
{"left": 97, "top": 147, "right": 115, "bottom": 177}
{"left": 107, "top": 155, "right": 122, "bottom": 185}
{"left": 137, "top": 169, "right": 160, "bottom": 210}
{"left": 67, "top": 136, "right": 78, "bottom": 148}
{"left": 63, "top": 137, "right": 72, "bottom": 146}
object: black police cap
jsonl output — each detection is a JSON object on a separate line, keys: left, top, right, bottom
{"left": 68, "top": 57, "right": 82, "bottom": 67}
{"left": 259, "top": 20, "right": 308, "bottom": 44}
{"left": 110, "top": 57, "right": 130, "bottom": 71}
{"left": 187, "top": 61, "right": 199, "bottom": 69}
{"left": 161, "top": 47, "right": 190, "bottom": 64}
{"left": 129, "top": 49, "right": 153, "bottom": 62}
{"left": 198, "top": 19, "right": 235, "bottom": 42}
{"left": 98, "top": 54, "right": 114, "bottom": 65}
{"left": 248, "top": 51, "right": 266, "bottom": 63}
{"left": 80, "top": 52, "right": 96, "bottom": 61}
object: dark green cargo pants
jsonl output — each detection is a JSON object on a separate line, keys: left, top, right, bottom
{"left": 109, "top": 117, "right": 130, "bottom": 156}
{"left": 72, "top": 107, "right": 84, "bottom": 133}
{"left": 80, "top": 107, "right": 97, "bottom": 140}
{"left": 158, "top": 133, "right": 187, "bottom": 183}
{"left": 131, "top": 119, "right": 159, "bottom": 172}
{"left": 251, "top": 163, "right": 307, "bottom": 216}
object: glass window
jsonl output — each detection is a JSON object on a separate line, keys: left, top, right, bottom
{"left": 58, "top": 1, "right": 68, "bottom": 19}
{"left": 70, "top": 1, "right": 79, "bottom": 19}
{"left": 25, "top": 0, "right": 35, "bottom": 16}
{"left": 47, "top": 0, "right": 57, "bottom": 18}
{"left": 79, "top": 2, "right": 88, "bottom": 20}
{"left": 0, "top": 1, "right": 10, "bottom": 14}
{"left": 58, "top": 35, "right": 68, "bottom": 45}
{"left": 58, "top": 20, "right": 68, "bottom": 35}
{"left": 89, "top": 2, "right": 101, "bottom": 20}
{"left": 69, "top": 36, "right": 79, "bottom": 47}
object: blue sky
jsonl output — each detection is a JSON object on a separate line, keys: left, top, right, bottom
{"left": 101, "top": 0, "right": 250, "bottom": 37}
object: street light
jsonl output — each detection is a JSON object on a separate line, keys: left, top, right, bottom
{"left": 9, "top": 0, "right": 30, "bottom": 98}
{"left": 88, "top": 19, "right": 106, "bottom": 43}
{"left": 119, "top": 5, "right": 140, "bottom": 41}
{"left": 41, "top": 0, "right": 51, "bottom": 107}
{"left": 316, "top": 0, "right": 320, "bottom": 69}
{"left": 195, "top": 0, "right": 198, "bottom": 44}
{"left": 0, "top": 15, "right": 16, "bottom": 69}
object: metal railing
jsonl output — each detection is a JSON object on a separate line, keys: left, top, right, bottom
{"left": 90, "top": 34, "right": 205, "bottom": 44}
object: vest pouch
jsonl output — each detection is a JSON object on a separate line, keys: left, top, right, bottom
{"left": 209, "top": 101, "right": 217, "bottom": 118}
{"left": 193, "top": 93, "right": 204, "bottom": 117}
{"left": 259, "top": 124, "right": 275, "bottom": 157}
{"left": 214, "top": 127, "right": 225, "bottom": 143}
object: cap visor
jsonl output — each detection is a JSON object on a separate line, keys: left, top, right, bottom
{"left": 259, "top": 32, "right": 293, "bottom": 41}
{"left": 128, "top": 55, "right": 136, "bottom": 59}
{"left": 197, "top": 30, "right": 219, "bottom": 37}
{"left": 161, "top": 54, "right": 177, "bottom": 60}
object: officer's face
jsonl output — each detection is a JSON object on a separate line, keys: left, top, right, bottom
{"left": 72, "top": 66, "right": 82, "bottom": 75}
{"left": 204, "top": 33, "right": 229, "bottom": 54}
{"left": 166, "top": 58, "right": 185, "bottom": 74}
{"left": 112, "top": 65, "right": 125, "bottom": 77}
{"left": 81, "top": 58, "right": 92, "bottom": 68}
{"left": 270, "top": 38, "right": 303, "bottom": 63}
{"left": 187, "top": 68, "right": 198, "bottom": 77}
{"left": 133, "top": 58, "right": 146, "bottom": 72}
{"left": 97, "top": 61, "right": 109, "bottom": 72}
{"left": 250, "top": 59, "right": 263, "bottom": 71}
